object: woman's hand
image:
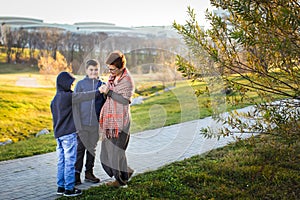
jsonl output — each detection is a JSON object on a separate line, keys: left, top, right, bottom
{"left": 99, "top": 84, "right": 109, "bottom": 94}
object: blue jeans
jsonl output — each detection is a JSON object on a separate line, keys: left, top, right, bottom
{"left": 56, "top": 132, "right": 77, "bottom": 191}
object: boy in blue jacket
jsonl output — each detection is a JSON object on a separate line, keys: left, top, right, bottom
{"left": 50, "top": 71, "right": 101, "bottom": 197}
{"left": 73, "top": 59, "right": 106, "bottom": 184}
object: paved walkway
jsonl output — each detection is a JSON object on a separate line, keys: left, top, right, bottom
{"left": 0, "top": 106, "right": 254, "bottom": 200}
{"left": 15, "top": 77, "right": 38, "bottom": 87}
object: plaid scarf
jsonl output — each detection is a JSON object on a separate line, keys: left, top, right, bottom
{"left": 99, "top": 68, "right": 134, "bottom": 139}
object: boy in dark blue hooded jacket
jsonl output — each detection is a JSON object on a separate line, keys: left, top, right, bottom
{"left": 50, "top": 71, "right": 101, "bottom": 197}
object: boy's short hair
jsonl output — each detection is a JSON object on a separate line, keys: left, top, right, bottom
{"left": 85, "top": 59, "right": 99, "bottom": 69}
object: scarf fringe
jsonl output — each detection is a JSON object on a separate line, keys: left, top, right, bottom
{"left": 105, "top": 129, "right": 119, "bottom": 139}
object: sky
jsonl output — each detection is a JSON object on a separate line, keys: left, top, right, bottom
{"left": 0, "top": 0, "right": 214, "bottom": 28}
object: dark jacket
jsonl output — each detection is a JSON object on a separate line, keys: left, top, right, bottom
{"left": 50, "top": 72, "right": 98, "bottom": 138}
{"left": 73, "top": 76, "right": 105, "bottom": 129}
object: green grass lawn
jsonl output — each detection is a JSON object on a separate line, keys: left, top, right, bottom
{"left": 0, "top": 63, "right": 39, "bottom": 74}
{"left": 0, "top": 134, "right": 56, "bottom": 160}
{"left": 0, "top": 84, "right": 55, "bottom": 142}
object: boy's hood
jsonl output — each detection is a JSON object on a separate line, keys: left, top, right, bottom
{"left": 56, "top": 72, "right": 75, "bottom": 92}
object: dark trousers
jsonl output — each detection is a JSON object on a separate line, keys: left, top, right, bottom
{"left": 75, "top": 126, "right": 99, "bottom": 173}
{"left": 100, "top": 131, "right": 130, "bottom": 185}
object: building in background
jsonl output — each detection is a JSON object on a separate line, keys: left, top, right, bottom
{"left": 0, "top": 16, "right": 179, "bottom": 38}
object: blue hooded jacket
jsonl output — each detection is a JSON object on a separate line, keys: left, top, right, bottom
{"left": 50, "top": 72, "right": 98, "bottom": 138}
{"left": 50, "top": 72, "right": 76, "bottom": 138}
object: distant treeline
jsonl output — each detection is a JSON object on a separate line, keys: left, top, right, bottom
{"left": 0, "top": 26, "right": 186, "bottom": 74}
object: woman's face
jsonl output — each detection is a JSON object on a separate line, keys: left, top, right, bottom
{"left": 108, "top": 65, "right": 122, "bottom": 76}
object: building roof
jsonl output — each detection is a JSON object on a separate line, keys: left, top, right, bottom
{"left": 0, "top": 16, "right": 43, "bottom": 25}
{"left": 0, "top": 16, "right": 179, "bottom": 37}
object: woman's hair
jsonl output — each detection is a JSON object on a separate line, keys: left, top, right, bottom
{"left": 105, "top": 50, "right": 126, "bottom": 69}
{"left": 85, "top": 59, "right": 99, "bottom": 69}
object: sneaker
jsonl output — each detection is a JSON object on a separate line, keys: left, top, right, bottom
{"left": 75, "top": 172, "right": 82, "bottom": 185}
{"left": 56, "top": 187, "right": 65, "bottom": 195}
{"left": 106, "top": 180, "right": 127, "bottom": 188}
{"left": 85, "top": 171, "right": 100, "bottom": 183}
{"left": 63, "top": 188, "right": 82, "bottom": 197}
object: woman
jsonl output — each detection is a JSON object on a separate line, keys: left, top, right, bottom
{"left": 99, "top": 50, "right": 135, "bottom": 187}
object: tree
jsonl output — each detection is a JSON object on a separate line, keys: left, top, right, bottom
{"left": 14, "top": 28, "right": 29, "bottom": 63}
{"left": 38, "top": 51, "right": 72, "bottom": 75}
{"left": 173, "top": 0, "right": 300, "bottom": 138}
{"left": 1, "top": 24, "right": 14, "bottom": 63}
